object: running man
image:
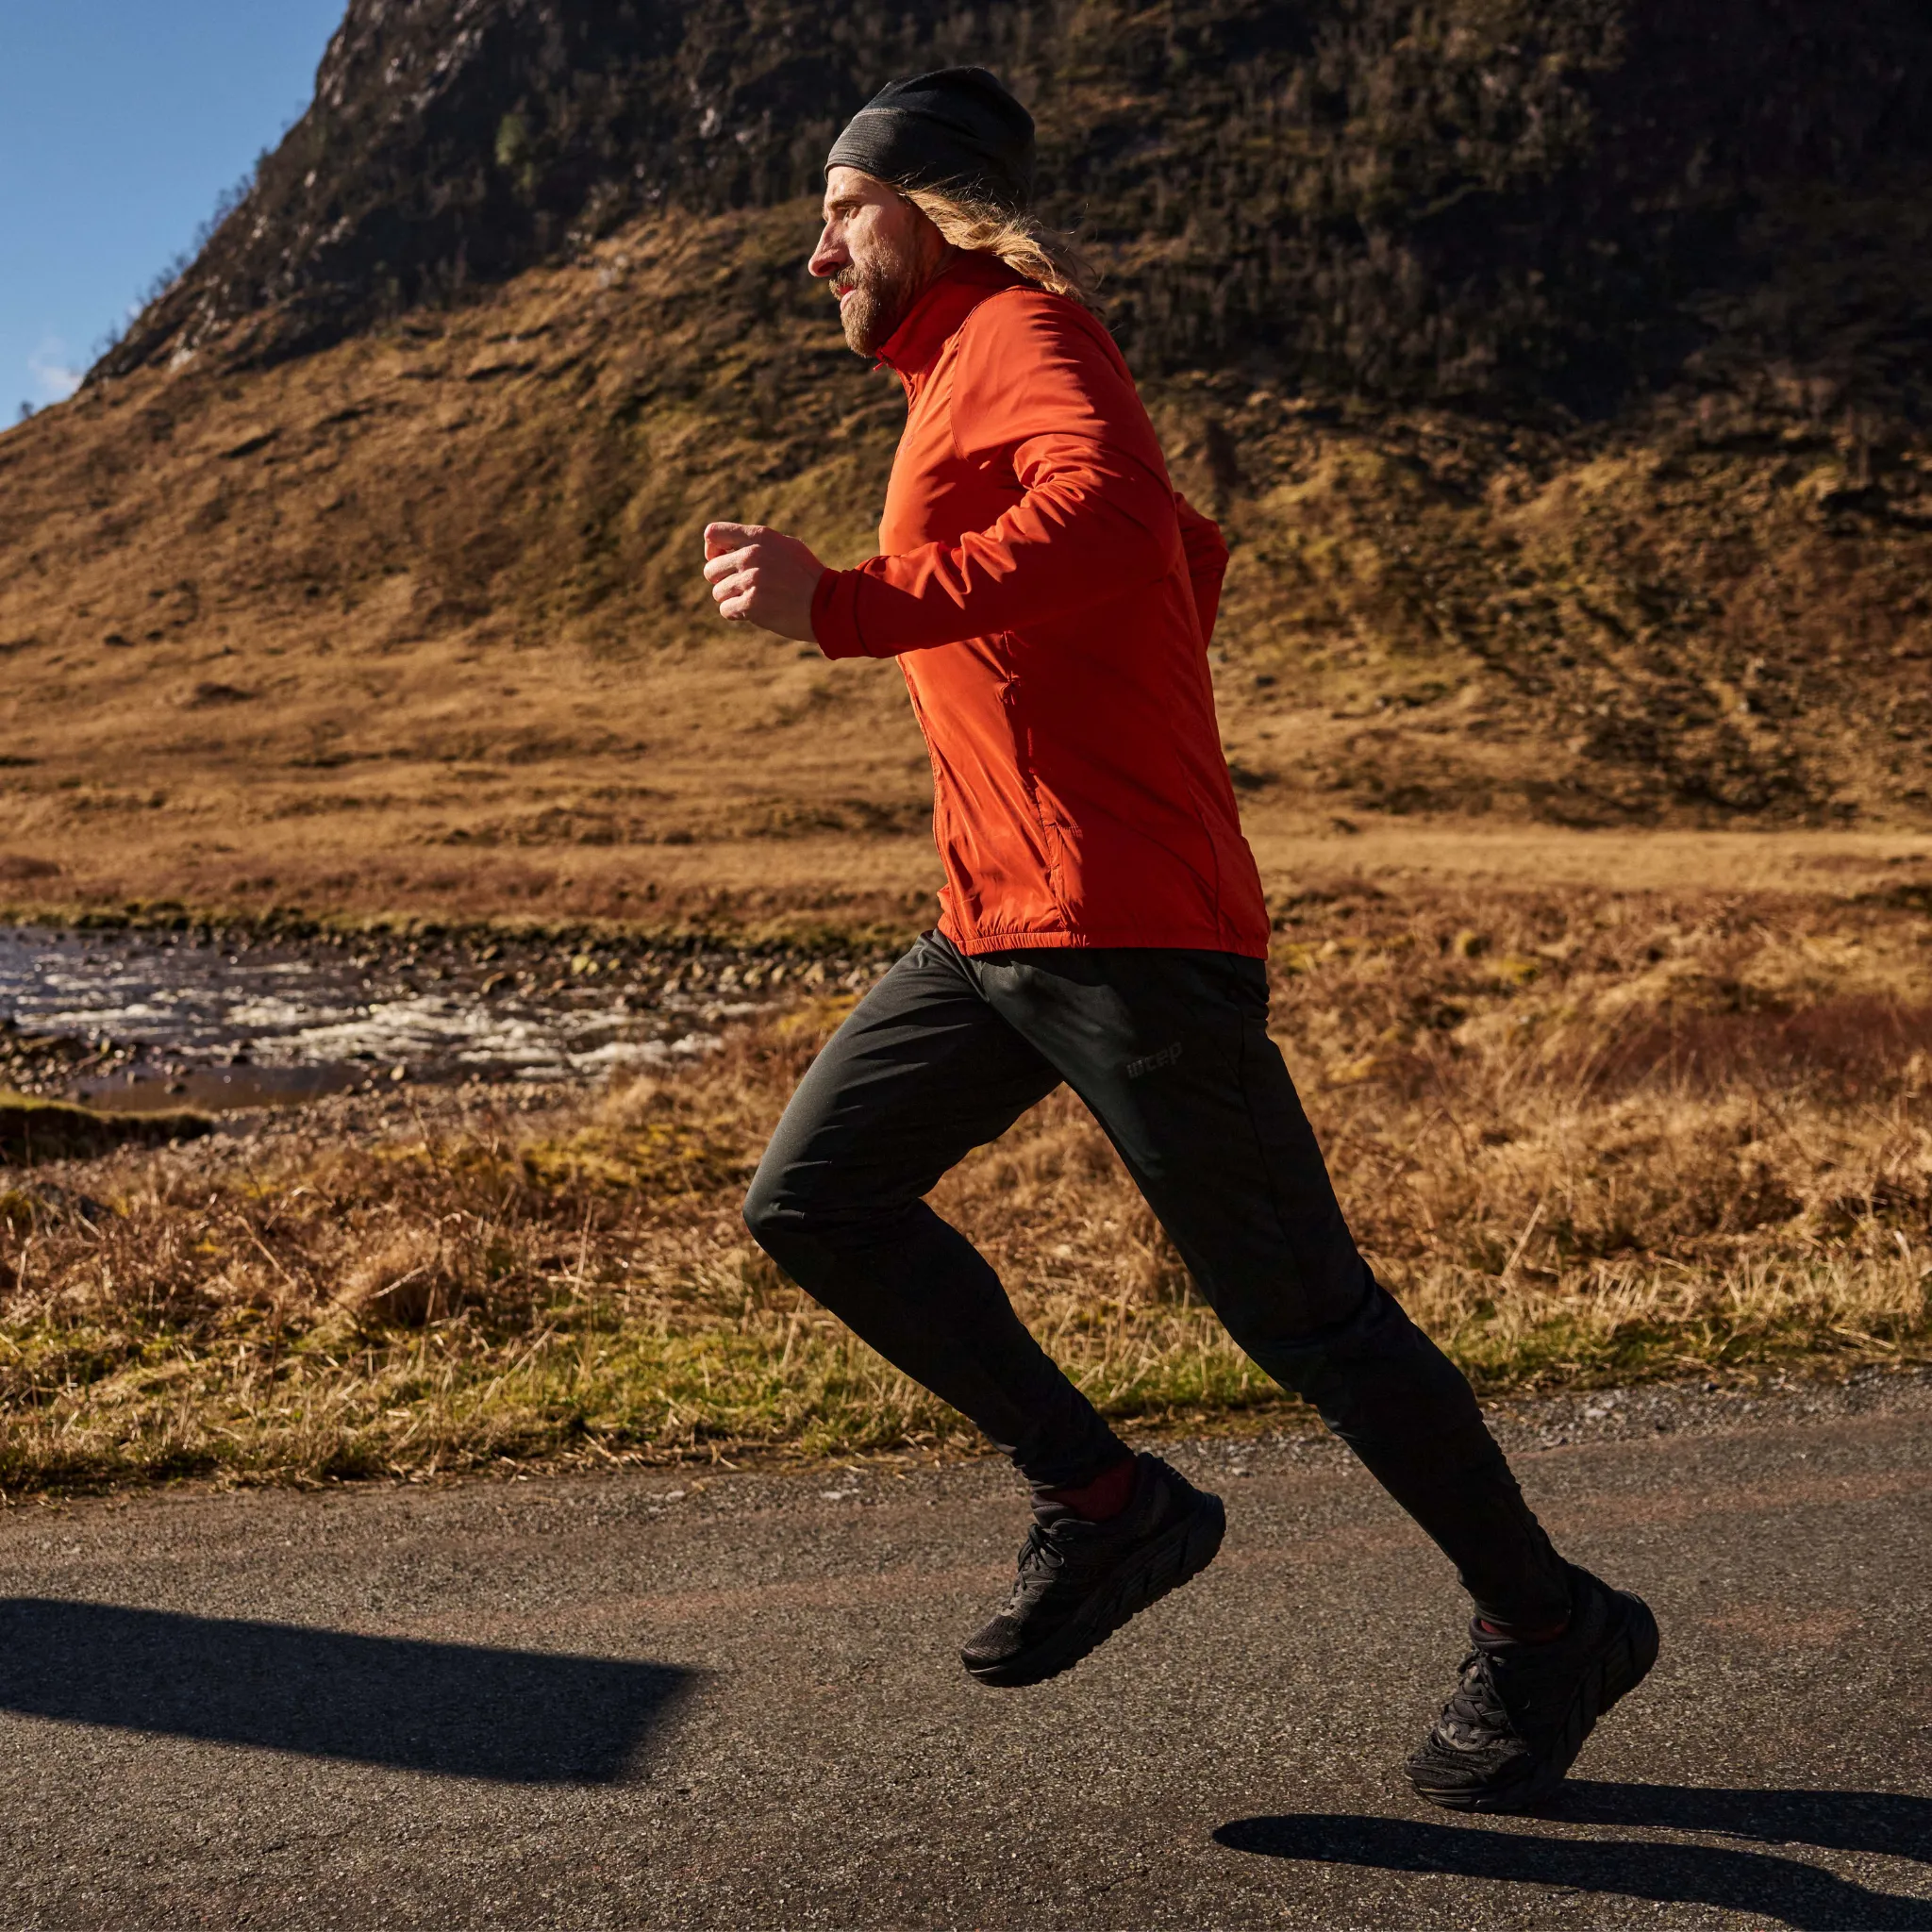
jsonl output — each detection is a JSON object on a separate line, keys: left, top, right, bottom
{"left": 701, "top": 66, "right": 1657, "bottom": 1813}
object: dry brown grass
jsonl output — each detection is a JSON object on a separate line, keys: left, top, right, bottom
{"left": 7, "top": 159, "right": 1926, "bottom": 1491}
{"left": 2, "top": 876, "right": 1925, "bottom": 1493}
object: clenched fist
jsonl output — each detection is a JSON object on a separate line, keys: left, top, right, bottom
{"left": 703, "top": 523, "right": 826, "bottom": 642}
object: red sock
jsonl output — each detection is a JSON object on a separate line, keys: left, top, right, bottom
{"left": 1040, "top": 1456, "right": 1138, "bottom": 1522}
{"left": 1479, "top": 1616, "right": 1570, "bottom": 1643}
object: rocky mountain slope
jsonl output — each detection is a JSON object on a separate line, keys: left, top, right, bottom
{"left": 103, "top": 0, "right": 1932, "bottom": 416}
{"left": 4, "top": 0, "right": 1931, "bottom": 924}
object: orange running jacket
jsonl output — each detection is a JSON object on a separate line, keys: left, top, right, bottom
{"left": 809, "top": 251, "right": 1271, "bottom": 958}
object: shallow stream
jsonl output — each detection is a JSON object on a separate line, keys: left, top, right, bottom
{"left": 0, "top": 925, "right": 849, "bottom": 1113}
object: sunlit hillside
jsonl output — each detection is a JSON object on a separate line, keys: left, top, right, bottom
{"left": 3, "top": 0, "right": 1931, "bottom": 930}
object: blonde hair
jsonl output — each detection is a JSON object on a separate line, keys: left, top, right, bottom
{"left": 902, "top": 188, "right": 1100, "bottom": 308}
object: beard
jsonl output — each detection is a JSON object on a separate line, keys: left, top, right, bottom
{"left": 833, "top": 237, "right": 924, "bottom": 356}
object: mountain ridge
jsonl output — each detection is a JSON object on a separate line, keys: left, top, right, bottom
{"left": 101, "top": 0, "right": 1932, "bottom": 414}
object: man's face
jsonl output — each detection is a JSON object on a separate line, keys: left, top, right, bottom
{"left": 809, "top": 167, "right": 945, "bottom": 357}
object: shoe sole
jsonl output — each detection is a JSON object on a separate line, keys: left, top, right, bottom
{"left": 1411, "top": 1589, "right": 1661, "bottom": 1815}
{"left": 963, "top": 1489, "right": 1227, "bottom": 1689}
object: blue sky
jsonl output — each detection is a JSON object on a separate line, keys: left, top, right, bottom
{"left": 1, "top": 1, "right": 346, "bottom": 423}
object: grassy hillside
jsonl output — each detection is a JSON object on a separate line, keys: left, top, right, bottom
{"left": 4, "top": 0, "right": 1932, "bottom": 929}
{"left": 4, "top": 0, "right": 1929, "bottom": 1491}
{"left": 4, "top": 200, "right": 1931, "bottom": 930}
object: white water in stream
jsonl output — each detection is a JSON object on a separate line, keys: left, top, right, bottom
{"left": 0, "top": 927, "right": 771, "bottom": 1110}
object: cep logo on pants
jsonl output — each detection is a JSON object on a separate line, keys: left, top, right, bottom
{"left": 1125, "top": 1041, "right": 1184, "bottom": 1079}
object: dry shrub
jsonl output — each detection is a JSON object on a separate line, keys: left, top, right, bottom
{"left": 339, "top": 1224, "right": 472, "bottom": 1328}
{"left": 1568, "top": 998, "right": 1932, "bottom": 1101}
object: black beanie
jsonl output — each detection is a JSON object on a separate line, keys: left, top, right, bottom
{"left": 824, "top": 67, "right": 1035, "bottom": 212}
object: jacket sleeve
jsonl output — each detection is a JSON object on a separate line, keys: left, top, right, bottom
{"left": 1174, "top": 491, "right": 1228, "bottom": 645}
{"left": 811, "top": 293, "right": 1179, "bottom": 658}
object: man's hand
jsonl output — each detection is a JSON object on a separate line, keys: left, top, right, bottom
{"left": 703, "top": 523, "right": 826, "bottom": 642}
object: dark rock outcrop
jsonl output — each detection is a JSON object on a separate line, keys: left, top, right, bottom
{"left": 98, "top": 0, "right": 1932, "bottom": 415}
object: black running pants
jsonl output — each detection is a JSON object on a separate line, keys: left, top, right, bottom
{"left": 743, "top": 931, "right": 1570, "bottom": 1628}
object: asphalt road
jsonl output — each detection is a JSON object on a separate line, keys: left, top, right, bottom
{"left": 1, "top": 1374, "right": 1927, "bottom": 1930}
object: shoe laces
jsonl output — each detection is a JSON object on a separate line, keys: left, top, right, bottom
{"left": 1439, "top": 1648, "right": 1513, "bottom": 1744}
{"left": 1005, "top": 1519, "right": 1098, "bottom": 1607}
{"left": 994, "top": 1524, "right": 1055, "bottom": 1611}
{"left": 1018, "top": 1524, "right": 1064, "bottom": 1575}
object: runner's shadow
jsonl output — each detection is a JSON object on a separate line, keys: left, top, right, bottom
{"left": 0, "top": 1598, "right": 696, "bottom": 1783}
{"left": 1556, "top": 1781, "right": 1932, "bottom": 1862}
{"left": 1214, "top": 1810, "right": 1931, "bottom": 1931}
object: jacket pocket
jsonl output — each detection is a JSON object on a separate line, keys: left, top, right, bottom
{"left": 1002, "top": 675, "right": 1076, "bottom": 926}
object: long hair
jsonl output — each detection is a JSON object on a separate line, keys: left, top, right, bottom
{"left": 902, "top": 188, "right": 1100, "bottom": 308}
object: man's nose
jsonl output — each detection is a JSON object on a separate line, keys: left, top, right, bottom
{"left": 808, "top": 230, "right": 844, "bottom": 279}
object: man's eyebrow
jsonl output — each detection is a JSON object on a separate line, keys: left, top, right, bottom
{"left": 823, "top": 195, "right": 864, "bottom": 217}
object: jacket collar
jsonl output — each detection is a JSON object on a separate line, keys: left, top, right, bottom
{"left": 875, "top": 251, "right": 1024, "bottom": 394}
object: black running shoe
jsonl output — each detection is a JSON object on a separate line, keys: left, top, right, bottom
{"left": 960, "top": 1453, "right": 1225, "bottom": 1688}
{"left": 1406, "top": 1563, "right": 1659, "bottom": 1814}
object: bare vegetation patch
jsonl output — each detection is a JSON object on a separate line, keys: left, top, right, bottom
{"left": 1, "top": 882, "right": 1925, "bottom": 1494}
{"left": 0, "top": 1094, "right": 213, "bottom": 1165}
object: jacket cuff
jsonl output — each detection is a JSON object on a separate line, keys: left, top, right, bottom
{"left": 811, "top": 569, "right": 869, "bottom": 659}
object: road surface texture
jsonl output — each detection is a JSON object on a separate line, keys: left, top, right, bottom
{"left": 1, "top": 1373, "right": 1927, "bottom": 1930}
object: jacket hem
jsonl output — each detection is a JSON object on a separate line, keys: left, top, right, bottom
{"left": 941, "top": 919, "right": 1270, "bottom": 959}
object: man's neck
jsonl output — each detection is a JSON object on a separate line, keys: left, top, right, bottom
{"left": 879, "top": 244, "right": 957, "bottom": 347}
{"left": 876, "top": 249, "right": 1015, "bottom": 376}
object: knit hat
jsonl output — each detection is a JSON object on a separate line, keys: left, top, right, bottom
{"left": 824, "top": 67, "right": 1035, "bottom": 212}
